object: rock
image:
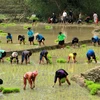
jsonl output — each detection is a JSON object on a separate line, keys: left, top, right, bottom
{"left": 71, "top": 75, "right": 85, "bottom": 87}
{"left": 81, "top": 66, "right": 100, "bottom": 82}
{"left": 97, "top": 91, "right": 100, "bottom": 96}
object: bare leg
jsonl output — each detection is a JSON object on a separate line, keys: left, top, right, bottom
{"left": 23, "top": 77, "right": 27, "bottom": 90}
{"left": 66, "top": 76, "right": 71, "bottom": 85}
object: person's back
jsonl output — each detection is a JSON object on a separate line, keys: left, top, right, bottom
{"left": 87, "top": 49, "right": 94, "bottom": 55}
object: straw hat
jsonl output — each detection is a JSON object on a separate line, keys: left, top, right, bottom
{"left": 34, "top": 33, "right": 39, "bottom": 37}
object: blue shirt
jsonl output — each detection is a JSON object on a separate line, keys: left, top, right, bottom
{"left": 87, "top": 49, "right": 94, "bottom": 56}
{"left": 6, "top": 35, "right": 12, "bottom": 39}
{"left": 0, "top": 50, "right": 5, "bottom": 58}
{"left": 36, "top": 34, "right": 44, "bottom": 41}
{"left": 27, "top": 30, "right": 34, "bottom": 37}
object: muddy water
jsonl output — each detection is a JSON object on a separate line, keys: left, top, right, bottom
{"left": 0, "top": 24, "right": 93, "bottom": 50}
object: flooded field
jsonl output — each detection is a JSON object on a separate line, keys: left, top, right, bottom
{"left": 0, "top": 23, "right": 94, "bottom": 51}
{"left": 0, "top": 45, "right": 100, "bottom": 100}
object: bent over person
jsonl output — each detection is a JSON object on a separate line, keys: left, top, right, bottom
{"left": 39, "top": 50, "right": 48, "bottom": 64}
{"left": 21, "top": 50, "right": 32, "bottom": 64}
{"left": 53, "top": 69, "right": 71, "bottom": 87}
{"left": 10, "top": 52, "right": 19, "bottom": 64}
{"left": 23, "top": 70, "right": 38, "bottom": 90}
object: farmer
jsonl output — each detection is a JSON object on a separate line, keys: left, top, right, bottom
{"left": 53, "top": 69, "right": 71, "bottom": 87}
{"left": 67, "top": 52, "right": 77, "bottom": 63}
{"left": 0, "top": 50, "right": 6, "bottom": 62}
{"left": 0, "top": 79, "right": 3, "bottom": 85}
{"left": 72, "top": 37, "right": 79, "bottom": 47}
{"left": 27, "top": 27, "right": 34, "bottom": 45}
{"left": 23, "top": 70, "right": 38, "bottom": 90}
{"left": 86, "top": 49, "right": 97, "bottom": 63}
{"left": 91, "top": 35, "right": 99, "bottom": 46}
{"left": 21, "top": 50, "right": 32, "bottom": 64}
{"left": 39, "top": 50, "right": 48, "bottom": 64}
{"left": 57, "top": 32, "right": 66, "bottom": 48}
{"left": 6, "top": 33, "right": 13, "bottom": 43}
{"left": 10, "top": 52, "right": 19, "bottom": 64}
{"left": 35, "top": 33, "right": 45, "bottom": 46}
{"left": 18, "top": 35, "right": 25, "bottom": 44}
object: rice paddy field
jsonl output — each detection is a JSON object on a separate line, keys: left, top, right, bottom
{"left": 0, "top": 45, "right": 100, "bottom": 100}
{"left": 0, "top": 23, "right": 100, "bottom": 100}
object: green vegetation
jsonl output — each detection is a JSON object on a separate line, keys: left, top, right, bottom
{"left": 0, "top": 87, "right": 20, "bottom": 94}
{"left": 57, "top": 58, "right": 66, "bottom": 63}
{"left": 60, "top": 78, "right": 66, "bottom": 83}
{"left": 85, "top": 80, "right": 100, "bottom": 95}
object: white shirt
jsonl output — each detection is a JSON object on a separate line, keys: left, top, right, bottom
{"left": 63, "top": 11, "right": 67, "bottom": 17}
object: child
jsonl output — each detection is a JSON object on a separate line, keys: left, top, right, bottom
{"left": 21, "top": 50, "right": 32, "bottom": 64}
{"left": 53, "top": 69, "right": 71, "bottom": 87}
{"left": 86, "top": 49, "right": 97, "bottom": 63}
{"left": 10, "top": 52, "right": 19, "bottom": 64}
{"left": 72, "top": 37, "right": 79, "bottom": 47}
{"left": 39, "top": 50, "right": 49, "bottom": 64}
{"left": 18, "top": 35, "right": 25, "bottom": 44}
{"left": 35, "top": 33, "right": 45, "bottom": 46}
{"left": 23, "top": 70, "right": 38, "bottom": 90}
{"left": 6, "top": 33, "right": 13, "bottom": 43}
{"left": 0, "top": 50, "right": 6, "bottom": 62}
{"left": 67, "top": 52, "right": 77, "bottom": 63}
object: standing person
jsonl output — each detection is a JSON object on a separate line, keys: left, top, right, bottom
{"left": 68, "top": 9, "right": 73, "bottom": 24}
{"left": 67, "top": 53, "right": 77, "bottom": 63}
{"left": 86, "top": 49, "right": 97, "bottom": 63}
{"left": 27, "top": 27, "right": 34, "bottom": 45}
{"left": 53, "top": 69, "right": 71, "bottom": 87}
{"left": 72, "top": 37, "right": 79, "bottom": 47}
{"left": 93, "top": 12, "right": 98, "bottom": 25}
{"left": 0, "top": 50, "right": 6, "bottom": 62}
{"left": 18, "top": 35, "right": 25, "bottom": 45}
{"left": 21, "top": 50, "right": 32, "bottom": 64}
{"left": 23, "top": 70, "right": 38, "bottom": 90}
{"left": 6, "top": 33, "right": 13, "bottom": 43}
{"left": 35, "top": 33, "right": 45, "bottom": 46}
{"left": 62, "top": 10, "right": 67, "bottom": 23}
{"left": 77, "top": 12, "right": 82, "bottom": 24}
{"left": 91, "top": 35, "right": 99, "bottom": 46}
{"left": 10, "top": 52, "right": 19, "bottom": 64}
{"left": 39, "top": 50, "right": 48, "bottom": 64}
{"left": 58, "top": 32, "right": 66, "bottom": 48}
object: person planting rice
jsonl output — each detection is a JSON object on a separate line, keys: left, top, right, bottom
{"left": 0, "top": 50, "right": 6, "bottom": 62}
{"left": 39, "top": 50, "right": 49, "bottom": 64}
{"left": 72, "top": 37, "right": 79, "bottom": 47}
{"left": 6, "top": 33, "right": 13, "bottom": 43}
{"left": 23, "top": 70, "right": 38, "bottom": 90}
{"left": 27, "top": 27, "right": 34, "bottom": 45}
{"left": 91, "top": 35, "right": 99, "bottom": 46}
{"left": 10, "top": 52, "right": 19, "bottom": 64}
{"left": 0, "top": 79, "right": 3, "bottom": 85}
{"left": 86, "top": 49, "right": 97, "bottom": 63}
{"left": 67, "top": 52, "right": 77, "bottom": 63}
{"left": 57, "top": 32, "right": 66, "bottom": 48}
{"left": 35, "top": 33, "right": 45, "bottom": 46}
{"left": 18, "top": 35, "right": 25, "bottom": 44}
{"left": 53, "top": 69, "right": 71, "bottom": 87}
{"left": 21, "top": 50, "right": 32, "bottom": 64}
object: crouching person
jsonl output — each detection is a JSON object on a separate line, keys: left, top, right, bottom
{"left": 10, "top": 52, "right": 19, "bottom": 64}
{"left": 53, "top": 69, "right": 71, "bottom": 87}
{"left": 23, "top": 70, "right": 38, "bottom": 90}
